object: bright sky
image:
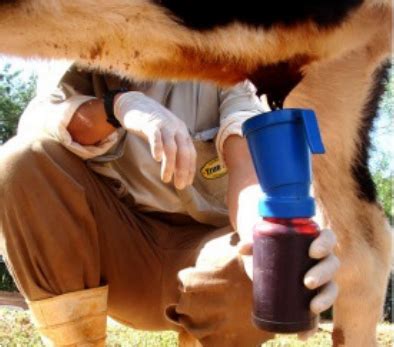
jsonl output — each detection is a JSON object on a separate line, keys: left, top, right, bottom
{"left": 0, "top": 56, "right": 72, "bottom": 95}
{"left": 0, "top": 56, "right": 42, "bottom": 80}
{"left": 1, "top": 56, "right": 392, "bottom": 173}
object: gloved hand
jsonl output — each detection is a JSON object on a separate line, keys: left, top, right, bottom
{"left": 237, "top": 186, "right": 339, "bottom": 341}
{"left": 298, "top": 228, "right": 340, "bottom": 340}
{"left": 114, "top": 91, "right": 196, "bottom": 190}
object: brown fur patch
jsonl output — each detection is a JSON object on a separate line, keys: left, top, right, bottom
{"left": 89, "top": 41, "right": 104, "bottom": 60}
{"left": 143, "top": 46, "right": 315, "bottom": 104}
{"left": 177, "top": 46, "right": 248, "bottom": 84}
{"left": 359, "top": 213, "right": 375, "bottom": 245}
{"left": 0, "top": 0, "right": 20, "bottom": 6}
{"left": 332, "top": 328, "right": 345, "bottom": 347}
{"left": 142, "top": 45, "right": 248, "bottom": 86}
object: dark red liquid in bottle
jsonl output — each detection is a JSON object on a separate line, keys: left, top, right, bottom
{"left": 253, "top": 217, "right": 319, "bottom": 333}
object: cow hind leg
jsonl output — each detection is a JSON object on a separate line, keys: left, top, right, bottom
{"left": 326, "top": 63, "right": 392, "bottom": 347}
{"left": 331, "top": 216, "right": 391, "bottom": 347}
{"left": 316, "top": 84, "right": 391, "bottom": 347}
{"left": 285, "top": 46, "right": 392, "bottom": 347}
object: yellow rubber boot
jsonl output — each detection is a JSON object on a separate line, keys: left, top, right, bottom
{"left": 28, "top": 286, "right": 108, "bottom": 347}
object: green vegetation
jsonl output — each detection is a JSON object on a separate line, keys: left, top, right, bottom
{"left": 370, "top": 64, "right": 393, "bottom": 223}
{"left": 0, "top": 262, "right": 17, "bottom": 292}
{"left": 0, "top": 64, "right": 36, "bottom": 144}
{"left": 373, "top": 155, "right": 392, "bottom": 222}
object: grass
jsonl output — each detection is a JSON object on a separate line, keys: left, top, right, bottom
{"left": 0, "top": 307, "right": 393, "bottom": 346}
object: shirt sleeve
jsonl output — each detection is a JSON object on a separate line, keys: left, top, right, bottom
{"left": 216, "top": 80, "right": 270, "bottom": 165}
{"left": 17, "top": 65, "right": 124, "bottom": 160}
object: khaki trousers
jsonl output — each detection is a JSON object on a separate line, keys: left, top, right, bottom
{"left": 0, "top": 137, "right": 272, "bottom": 346}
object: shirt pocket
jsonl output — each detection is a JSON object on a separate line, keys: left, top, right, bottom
{"left": 191, "top": 130, "right": 228, "bottom": 208}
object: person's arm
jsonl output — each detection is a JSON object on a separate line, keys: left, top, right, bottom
{"left": 18, "top": 92, "right": 124, "bottom": 160}
{"left": 216, "top": 80, "right": 269, "bottom": 245}
{"left": 18, "top": 64, "right": 125, "bottom": 160}
{"left": 67, "top": 98, "right": 117, "bottom": 146}
{"left": 216, "top": 81, "right": 268, "bottom": 165}
{"left": 222, "top": 134, "right": 260, "bottom": 242}
{"left": 65, "top": 86, "right": 197, "bottom": 189}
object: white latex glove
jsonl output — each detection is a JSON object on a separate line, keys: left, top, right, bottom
{"left": 237, "top": 186, "right": 339, "bottom": 340}
{"left": 114, "top": 92, "right": 196, "bottom": 190}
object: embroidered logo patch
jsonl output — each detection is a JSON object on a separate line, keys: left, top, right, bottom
{"left": 200, "top": 158, "right": 228, "bottom": 179}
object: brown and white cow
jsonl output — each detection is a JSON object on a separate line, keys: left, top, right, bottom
{"left": 0, "top": 1, "right": 392, "bottom": 346}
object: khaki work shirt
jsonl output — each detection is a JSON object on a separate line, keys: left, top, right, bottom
{"left": 18, "top": 64, "right": 267, "bottom": 226}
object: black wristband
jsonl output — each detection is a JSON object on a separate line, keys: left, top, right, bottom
{"left": 103, "top": 88, "right": 128, "bottom": 128}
